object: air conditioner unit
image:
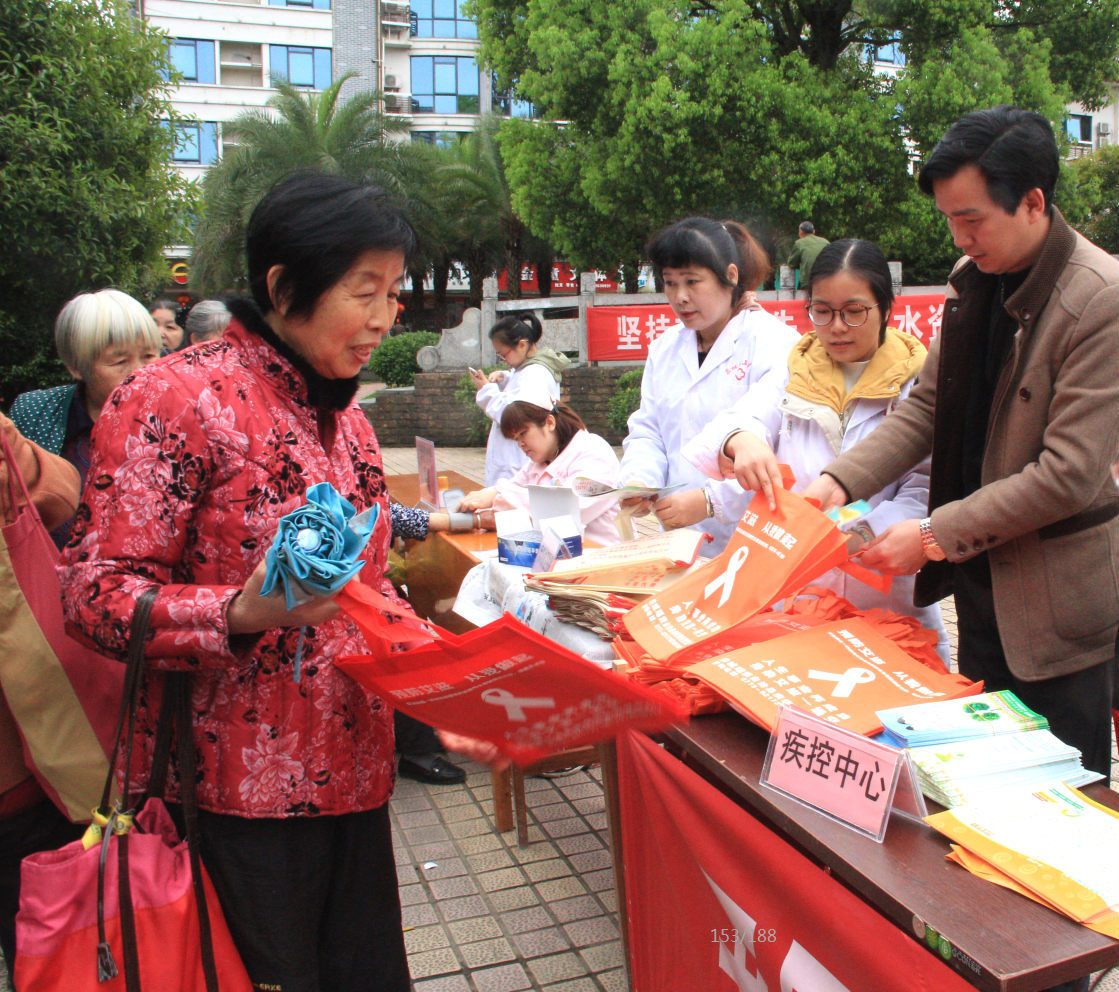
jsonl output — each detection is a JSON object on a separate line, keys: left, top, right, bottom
{"left": 384, "top": 94, "right": 411, "bottom": 114}
{"left": 384, "top": 74, "right": 398, "bottom": 90}
{"left": 1099, "top": 122, "right": 1111, "bottom": 136}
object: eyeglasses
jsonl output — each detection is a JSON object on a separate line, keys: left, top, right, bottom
{"left": 807, "top": 303, "right": 880, "bottom": 327}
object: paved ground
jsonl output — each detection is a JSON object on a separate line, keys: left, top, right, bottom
{"left": 2, "top": 445, "right": 1115, "bottom": 991}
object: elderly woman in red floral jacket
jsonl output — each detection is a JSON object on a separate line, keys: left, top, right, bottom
{"left": 59, "top": 172, "right": 418, "bottom": 992}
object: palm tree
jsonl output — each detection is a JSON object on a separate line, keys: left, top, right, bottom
{"left": 190, "top": 74, "right": 415, "bottom": 295}
{"left": 433, "top": 116, "right": 553, "bottom": 308}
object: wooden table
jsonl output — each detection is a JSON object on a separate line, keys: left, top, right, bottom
{"left": 386, "top": 472, "right": 491, "bottom": 633}
{"left": 651, "top": 713, "right": 1119, "bottom": 991}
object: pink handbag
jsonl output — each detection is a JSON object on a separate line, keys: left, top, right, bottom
{"left": 15, "top": 589, "right": 253, "bottom": 991}
{"left": 0, "top": 428, "right": 123, "bottom": 822}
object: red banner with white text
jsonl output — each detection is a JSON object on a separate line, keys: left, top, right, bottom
{"left": 587, "top": 294, "right": 946, "bottom": 361}
{"left": 617, "top": 729, "right": 977, "bottom": 992}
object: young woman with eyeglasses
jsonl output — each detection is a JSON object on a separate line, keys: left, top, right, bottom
{"left": 684, "top": 238, "right": 949, "bottom": 658}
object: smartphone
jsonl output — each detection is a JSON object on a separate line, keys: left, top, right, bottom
{"left": 468, "top": 367, "right": 480, "bottom": 376}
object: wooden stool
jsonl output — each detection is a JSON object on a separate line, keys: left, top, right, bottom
{"left": 491, "top": 744, "right": 602, "bottom": 845}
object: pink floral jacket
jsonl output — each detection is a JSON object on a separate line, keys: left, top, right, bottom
{"left": 60, "top": 307, "right": 404, "bottom": 817}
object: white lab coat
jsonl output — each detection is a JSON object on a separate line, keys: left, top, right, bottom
{"left": 618, "top": 308, "right": 798, "bottom": 553}
{"left": 476, "top": 364, "right": 562, "bottom": 486}
{"left": 493, "top": 429, "right": 622, "bottom": 546}
{"left": 685, "top": 376, "right": 950, "bottom": 660}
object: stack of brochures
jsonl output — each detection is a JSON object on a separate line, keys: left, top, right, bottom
{"left": 927, "top": 783, "right": 1119, "bottom": 938}
{"left": 876, "top": 690, "right": 1049, "bottom": 747}
{"left": 907, "top": 730, "right": 1103, "bottom": 807}
{"left": 524, "top": 530, "right": 708, "bottom": 639}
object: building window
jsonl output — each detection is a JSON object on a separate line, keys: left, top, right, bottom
{"left": 410, "top": 56, "right": 480, "bottom": 114}
{"left": 270, "top": 45, "right": 332, "bottom": 89}
{"left": 869, "top": 39, "right": 905, "bottom": 67}
{"left": 492, "top": 78, "right": 534, "bottom": 119}
{"left": 170, "top": 122, "right": 220, "bottom": 165}
{"left": 411, "top": 0, "right": 478, "bottom": 39}
{"left": 1065, "top": 114, "right": 1092, "bottom": 144}
{"left": 411, "top": 131, "right": 464, "bottom": 148}
{"left": 168, "top": 39, "right": 216, "bottom": 84}
{"left": 268, "top": 0, "right": 331, "bottom": 8}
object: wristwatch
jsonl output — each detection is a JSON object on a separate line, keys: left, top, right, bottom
{"left": 918, "top": 517, "right": 946, "bottom": 561}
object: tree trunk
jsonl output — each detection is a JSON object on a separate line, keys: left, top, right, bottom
{"left": 623, "top": 257, "right": 641, "bottom": 294}
{"left": 531, "top": 248, "right": 555, "bottom": 297}
{"left": 505, "top": 240, "right": 525, "bottom": 300}
{"left": 407, "top": 266, "right": 426, "bottom": 325}
{"left": 432, "top": 260, "right": 449, "bottom": 329}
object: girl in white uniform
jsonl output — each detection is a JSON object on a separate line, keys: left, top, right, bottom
{"left": 618, "top": 217, "right": 798, "bottom": 553}
{"left": 470, "top": 313, "right": 569, "bottom": 485}
{"left": 458, "top": 396, "right": 622, "bottom": 546}
{"left": 684, "top": 239, "right": 949, "bottom": 659}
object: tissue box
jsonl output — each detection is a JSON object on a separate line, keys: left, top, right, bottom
{"left": 498, "top": 531, "right": 543, "bottom": 566}
{"left": 495, "top": 509, "right": 542, "bottom": 566}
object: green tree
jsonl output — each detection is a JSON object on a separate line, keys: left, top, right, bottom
{"left": 1059, "top": 145, "right": 1119, "bottom": 254}
{"left": 469, "top": 0, "right": 1114, "bottom": 285}
{"left": 190, "top": 75, "right": 415, "bottom": 296}
{"left": 475, "top": 1, "right": 914, "bottom": 274}
{"left": 433, "top": 117, "right": 555, "bottom": 307}
{"left": 0, "top": 0, "right": 192, "bottom": 402}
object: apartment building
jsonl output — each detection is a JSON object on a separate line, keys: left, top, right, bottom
{"left": 145, "top": 0, "right": 529, "bottom": 184}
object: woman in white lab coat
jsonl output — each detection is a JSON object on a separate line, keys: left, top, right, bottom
{"left": 470, "top": 313, "right": 569, "bottom": 485}
{"left": 683, "top": 239, "right": 949, "bottom": 658}
{"left": 618, "top": 217, "right": 798, "bottom": 553}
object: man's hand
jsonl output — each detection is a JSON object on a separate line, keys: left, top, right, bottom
{"left": 802, "top": 474, "right": 847, "bottom": 512}
{"left": 720, "top": 431, "right": 782, "bottom": 511}
{"left": 226, "top": 557, "right": 340, "bottom": 636}
{"left": 857, "top": 519, "right": 927, "bottom": 575}
{"left": 438, "top": 731, "right": 510, "bottom": 771}
{"left": 654, "top": 488, "right": 708, "bottom": 529}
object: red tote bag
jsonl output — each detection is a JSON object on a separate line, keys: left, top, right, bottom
{"left": 15, "top": 799, "right": 251, "bottom": 992}
{"left": 0, "top": 429, "right": 123, "bottom": 822}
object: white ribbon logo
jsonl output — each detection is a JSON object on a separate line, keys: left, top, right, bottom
{"left": 806, "top": 667, "right": 876, "bottom": 698}
{"left": 704, "top": 546, "right": 750, "bottom": 608}
{"left": 480, "top": 688, "right": 555, "bottom": 722}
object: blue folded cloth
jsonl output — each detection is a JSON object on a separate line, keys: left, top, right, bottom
{"left": 261, "top": 482, "right": 379, "bottom": 610}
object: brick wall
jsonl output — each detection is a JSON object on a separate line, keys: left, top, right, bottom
{"left": 362, "top": 365, "right": 640, "bottom": 447}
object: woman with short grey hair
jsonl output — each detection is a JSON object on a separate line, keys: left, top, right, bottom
{"left": 184, "top": 299, "right": 232, "bottom": 344}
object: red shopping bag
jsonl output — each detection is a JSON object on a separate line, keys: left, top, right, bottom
{"left": 684, "top": 617, "right": 979, "bottom": 735}
{"left": 15, "top": 798, "right": 251, "bottom": 992}
{"left": 337, "top": 613, "right": 687, "bottom": 765}
{"left": 623, "top": 485, "right": 851, "bottom": 662}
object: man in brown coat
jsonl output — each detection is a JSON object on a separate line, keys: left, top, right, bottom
{"left": 806, "top": 107, "right": 1119, "bottom": 789}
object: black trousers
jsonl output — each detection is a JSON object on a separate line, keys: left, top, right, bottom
{"left": 394, "top": 709, "right": 441, "bottom": 756}
{"left": 194, "top": 804, "right": 410, "bottom": 992}
{"left": 954, "top": 564, "right": 1115, "bottom": 780}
